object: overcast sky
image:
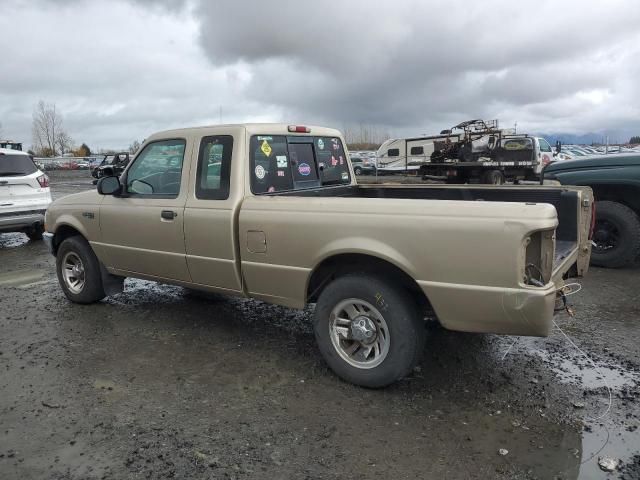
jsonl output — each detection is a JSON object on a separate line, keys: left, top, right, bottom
{"left": 2, "top": 0, "right": 639, "bottom": 149}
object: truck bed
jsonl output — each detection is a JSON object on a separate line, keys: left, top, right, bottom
{"left": 277, "top": 183, "right": 582, "bottom": 272}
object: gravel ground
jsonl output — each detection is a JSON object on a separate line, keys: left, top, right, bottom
{"left": 0, "top": 170, "right": 638, "bottom": 479}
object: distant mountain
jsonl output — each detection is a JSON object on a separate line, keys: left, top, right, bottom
{"left": 536, "top": 132, "right": 632, "bottom": 146}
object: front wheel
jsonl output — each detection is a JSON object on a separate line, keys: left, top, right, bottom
{"left": 313, "top": 274, "right": 425, "bottom": 388}
{"left": 56, "top": 236, "right": 106, "bottom": 303}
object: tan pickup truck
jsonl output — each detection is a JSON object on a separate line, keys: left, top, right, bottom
{"left": 43, "top": 124, "right": 593, "bottom": 387}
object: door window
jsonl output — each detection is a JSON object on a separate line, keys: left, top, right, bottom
{"left": 125, "top": 139, "right": 186, "bottom": 196}
{"left": 196, "top": 135, "right": 233, "bottom": 200}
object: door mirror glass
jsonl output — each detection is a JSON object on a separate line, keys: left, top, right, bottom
{"left": 130, "top": 179, "right": 154, "bottom": 195}
{"left": 97, "top": 176, "right": 121, "bottom": 195}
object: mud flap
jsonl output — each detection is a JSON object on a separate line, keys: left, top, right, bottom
{"left": 99, "top": 263, "right": 124, "bottom": 296}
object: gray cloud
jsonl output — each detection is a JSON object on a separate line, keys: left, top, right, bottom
{"left": 1, "top": 0, "right": 639, "bottom": 149}
{"left": 196, "top": 0, "right": 640, "bottom": 135}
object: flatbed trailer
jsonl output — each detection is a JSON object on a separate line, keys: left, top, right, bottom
{"left": 376, "top": 120, "right": 556, "bottom": 184}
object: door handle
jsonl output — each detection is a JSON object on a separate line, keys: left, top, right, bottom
{"left": 161, "top": 210, "right": 177, "bottom": 220}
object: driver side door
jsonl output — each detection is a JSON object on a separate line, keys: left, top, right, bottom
{"left": 98, "top": 138, "right": 193, "bottom": 282}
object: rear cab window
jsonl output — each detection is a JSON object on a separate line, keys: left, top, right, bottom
{"left": 250, "top": 135, "right": 350, "bottom": 194}
{"left": 0, "top": 153, "right": 38, "bottom": 176}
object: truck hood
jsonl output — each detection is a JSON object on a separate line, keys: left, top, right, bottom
{"left": 546, "top": 153, "right": 640, "bottom": 173}
{"left": 53, "top": 189, "right": 103, "bottom": 206}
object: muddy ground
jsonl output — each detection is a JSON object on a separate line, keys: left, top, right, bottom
{"left": 1, "top": 170, "right": 639, "bottom": 479}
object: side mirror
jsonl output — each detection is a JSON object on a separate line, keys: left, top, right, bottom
{"left": 555, "top": 140, "right": 561, "bottom": 153}
{"left": 97, "top": 176, "right": 121, "bottom": 195}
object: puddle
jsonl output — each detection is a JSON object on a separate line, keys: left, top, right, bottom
{"left": 499, "top": 335, "right": 640, "bottom": 479}
{"left": 0, "top": 268, "right": 46, "bottom": 287}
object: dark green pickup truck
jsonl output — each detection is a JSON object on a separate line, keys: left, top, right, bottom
{"left": 544, "top": 154, "right": 640, "bottom": 268}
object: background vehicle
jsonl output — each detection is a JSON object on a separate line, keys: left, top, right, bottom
{"left": 377, "top": 119, "right": 555, "bottom": 184}
{"left": 544, "top": 153, "right": 640, "bottom": 268}
{"left": 0, "top": 148, "right": 52, "bottom": 240}
{"left": 351, "top": 156, "right": 376, "bottom": 175}
{"left": 0, "top": 140, "right": 23, "bottom": 151}
{"left": 91, "top": 152, "right": 131, "bottom": 180}
{"left": 43, "top": 124, "right": 593, "bottom": 388}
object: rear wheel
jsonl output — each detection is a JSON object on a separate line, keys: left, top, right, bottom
{"left": 483, "top": 170, "right": 505, "bottom": 184}
{"left": 56, "top": 236, "right": 106, "bottom": 303}
{"left": 313, "top": 274, "right": 425, "bottom": 388}
{"left": 591, "top": 201, "right": 640, "bottom": 268}
{"left": 26, "top": 224, "right": 44, "bottom": 241}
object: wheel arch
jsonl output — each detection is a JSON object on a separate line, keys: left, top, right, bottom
{"left": 588, "top": 183, "right": 640, "bottom": 216}
{"left": 306, "top": 252, "right": 431, "bottom": 312}
{"left": 51, "top": 223, "right": 86, "bottom": 255}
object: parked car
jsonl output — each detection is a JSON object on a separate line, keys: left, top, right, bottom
{"left": 544, "top": 153, "right": 640, "bottom": 268}
{"left": 0, "top": 148, "right": 52, "bottom": 240}
{"left": 351, "top": 156, "right": 376, "bottom": 175}
{"left": 91, "top": 152, "right": 131, "bottom": 180}
{"left": 43, "top": 124, "right": 593, "bottom": 387}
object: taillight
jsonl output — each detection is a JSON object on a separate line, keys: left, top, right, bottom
{"left": 589, "top": 201, "right": 596, "bottom": 240}
{"left": 287, "top": 125, "right": 311, "bottom": 133}
{"left": 37, "top": 174, "right": 49, "bottom": 188}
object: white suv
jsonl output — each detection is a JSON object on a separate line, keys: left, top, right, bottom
{"left": 0, "top": 148, "right": 52, "bottom": 240}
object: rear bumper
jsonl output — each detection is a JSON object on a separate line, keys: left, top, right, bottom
{"left": 418, "top": 280, "right": 558, "bottom": 336}
{"left": 0, "top": 210, "right": 46, "bottom": 233}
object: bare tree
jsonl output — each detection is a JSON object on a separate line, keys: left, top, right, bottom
{"left": 129, "top": 139, "right": 141, "bottom": 154}
{"left": 31, "top": 100, "right": 70, "bottom": 157}
{"left": 56, "top": 131, "right": 74, "bottom": 156}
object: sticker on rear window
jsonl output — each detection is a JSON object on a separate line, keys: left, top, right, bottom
{"left": 298, "top": 163, "right": 311, "bottom": 176}
{"left": 277, "top": 170, "right": 285, "bottom": 177}
{"left": 257, "top": 136, "right": 273, "bottom": 141}
{"left": 261, "top": 140, "right": 272, "bottom": 157}
{"left": 255, "top": 165, "right": 266, "bottom": 179}
{"left": 317, "top": 139, "right": 324, "bottom": 150}
{"left": 331, "top": 138, "right": 339, "bottom": 150}
{"left": 276, "top": 155, "right": 287, "bottom": 168}
{"left": 341, "top": 172, "right": 349, "bottom": 181}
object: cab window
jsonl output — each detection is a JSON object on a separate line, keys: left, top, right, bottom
{"left": 538, "top": 138, "right": 552, "bottom": 152}
{"left": 250, "top": 135, "right": 350, "bottom": 194}
{"left": 196, "top": 135, "right": 233, "bottom": 200}
{"left": 125, "top": 139, "right": 186, "bottom": 196}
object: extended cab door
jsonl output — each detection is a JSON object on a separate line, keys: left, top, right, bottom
{"left": 183, "top": 133, "right": 243, "bottom": 292}
{"left": 98, "top": 138, "right": 192, "bottom": 281}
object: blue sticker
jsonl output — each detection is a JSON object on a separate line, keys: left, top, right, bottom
{"left": 298, "top": 163, "right": 311, "bottom": 176}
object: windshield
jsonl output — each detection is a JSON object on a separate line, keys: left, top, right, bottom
{"left": 0, "top": 153, "right": 38, "bottom": 176}
{"left": 250, "top": 135, "right": 351, "bottom": 194}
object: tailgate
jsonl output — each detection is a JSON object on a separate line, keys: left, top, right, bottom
{"left": 551, "top": 185, "right": 593, "bottom": 280}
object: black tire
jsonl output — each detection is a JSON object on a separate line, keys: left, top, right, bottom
{"left": 354, "top": 166, "right": 363, "bottom": 176}
{"left": 483, "top": 170, "right": 505, "bottom": 185}
{"left": 591, "top": 201, "right": 640, "bottom": 268}
{"left": 26, "top": 224, "right": 44, "bottom": 241}
{"left": 313, "top": 274, "right": 425, "bottom": 388}
{"left": 56, "top": 236, "right": 106, "bottom": 303}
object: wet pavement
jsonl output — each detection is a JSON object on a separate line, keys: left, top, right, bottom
{"left": 0, "top": 171, "right": 639, "bottom": 479}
